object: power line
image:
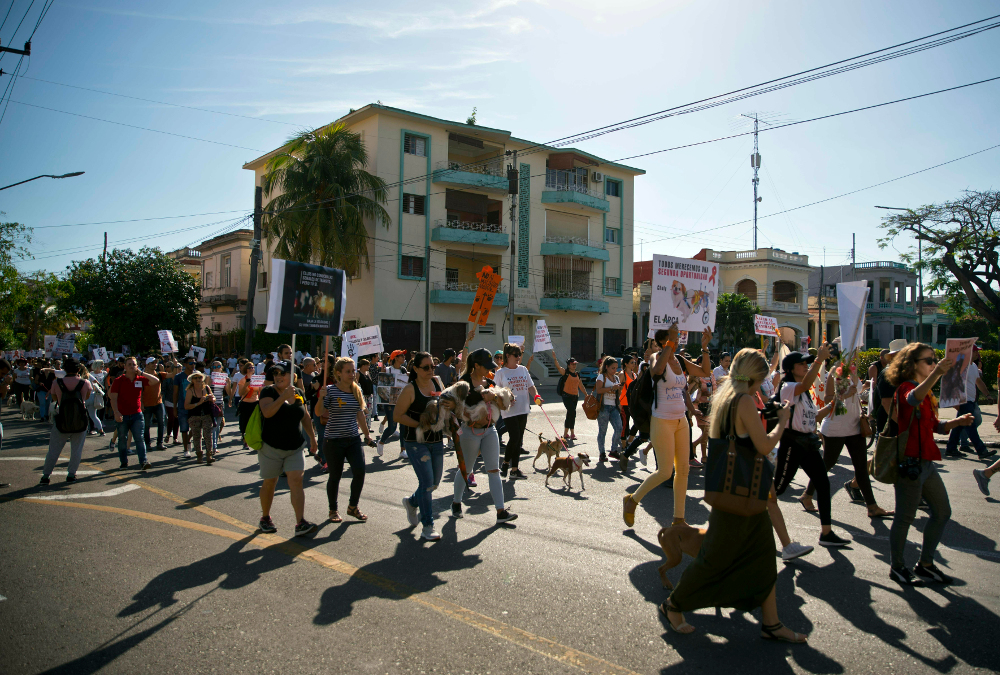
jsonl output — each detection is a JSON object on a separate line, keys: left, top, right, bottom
{"left": 0, "top": 0, "right": 16, "bottom": 35}
{"left": 32, "top": 209, "right": 252, "bottom": 229}
{"left": 0, "top": 0, "right": 35, "bottom": 66}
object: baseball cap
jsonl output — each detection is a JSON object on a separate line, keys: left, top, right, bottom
{"left": 268, "top": 360, "right": 293, "bottom": 377}
{"left": 467, "top": 348, "right": 495, "bottom": 371}
{"left": 566, "top": 357, "right": 578, "bottom": 365}
{"left": 781, "top": 351, "right": 816, "bottom": 373}
{"left": 390, "top": 349, "right": 406, "bottom": 360}
{"left": 493, "top": 350, "right": 503, "bottom": 357}
{"left": 888, "top": 338, "right": 908, "bottom": 355}
{"left": 145, "top": 357, "right": 156, "bottom": 364}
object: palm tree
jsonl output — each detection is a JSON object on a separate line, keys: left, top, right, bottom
{"left": 261, "top": 124, "right": 391, "bottom": 277}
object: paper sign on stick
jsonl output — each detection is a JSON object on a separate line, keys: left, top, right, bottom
{"left": 341, "top": 325, "right": 384, "bottom": 358}
{"left": 648, "top": 254, "right": 719, "bottom": 333}
{"left": 468, "top": 266, "right": 502, "bottom": 326}
{"left": 507, "top": 336, "right": 524, "bottom": 347}
{"left": 836, "top": 281, "right": 869, "bottom": 355}
{"left": 940, "top": 338, "right": 977, "bottom": 408}
{"left": 534, "top": 320, "right": 553, "bottom": 352}
{"left": 158, "top": 330, "right": 178, "bottom": 354}
{"left": 754, "top": 314, "right": 780, "bottom": 337}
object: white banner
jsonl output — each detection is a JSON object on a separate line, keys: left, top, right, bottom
{"left": 753, "top": 314, "right": 780, "bottom": 337}
{"left": 940, "top": 337, "right": 977, "bottom": 408}
{"left": 211, "top": 372, "right": 227, "bottom": 388}
{"left": 249, "top": 374, "right": 266, "bottom": 388}
{"left": 157, "top": 329, "right": 179, "bottom": 354}
{"left": 54, "top": 332, "right": 76, "bottom": 356}
{"left": 507, "top": 335, "right": 524, "bottom": 347}
{"left": 648, "top": 254, "right": 719, "bottom": 333}
{"left": 533, "top": 320, "right": 553, "bottom": 352}
{"left": 340, "top": 325, "right": 384, "bottom": 359}
{"left": 836, "top": 281, "right": 869, "bottom": 355}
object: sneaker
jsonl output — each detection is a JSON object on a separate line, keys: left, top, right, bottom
{"left": 402, "top": 496, "right": 419, "bottom": 527}
{"left": 399, "top": 449, "right": 408, "bottom": 460}
{"left": 500, "top": 461, "right": 510, "bottom": 478}
{"left": 259, "top": 516, "right": 277, "bottom": 533}
{"left": 945, "top": 448, "right": 967, "bottom": 458}
{"left": 420, "top": 525, "right": 442, "bottom": 541}
{"left": 638, "top": 447, "right": 648, "bottom": 465}
{"left": 39, "top": 475, "right": 50, "bottom": 485}
{"left": 496, "top": 509, "right": 518, "bottom": 524}
{"left": 466, "top": 474, "right": 477, "bottom": 488}
{"left": 376, "top": 441, "right": 385, "bottom": 457}
{"left": 599, "top": 454, "right": 608, "bottom": 463}
{"left": 65, "top": 475, "right": 76, "bottom": 483}
{"left": 689, "top": 457, "right": 702, "bottom": 468}
{"left": 844, "top": 480, "right": 864, "bottom": 503}
{"left": 818, "top": 531, "right": 851, "bottom": 547}
{"left": 509, "top": 468, "right": 527, "bottom": 480}
{"left": 781, "top": 542, "right": 814, "bottom": 561}
{"left": 183, "top": 450, "right": 192, "bottom": 458}
{"left": 890, "top": 565, "right": 923, "bottom": 585}
{"left": 608, "top": 450, "right": 621, "bottom": 460}
{"left": 913, "top": 562, "right": 953, "bottom": 584}
{"left": 973, "top": 468, "right": 991, "bottom": 496}
{"left": 451, "top": 502, "right": 463, "bottom": 518}
{"left": 294, "top": 520, "right": 317, "bottom": 537}
{"left": 141, "top": 462, "right": 152, "bottom": 471}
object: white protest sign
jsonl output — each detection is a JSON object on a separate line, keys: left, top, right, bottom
{"left": 95, "top": 347, "right": 109, "bottom": 362}
{"left": 753, "top": 314, "right": 781, "bottom": 337}
{"left": 836, "top": 281, "right": 869, "bottom": 355}
{"left": 157, "top": 330, "right": 178, "bottom": 354}
{"left": 940, "top": 337, "right": 977, "bottom": 408}
{"left": 533, "top": 320, "right": 553, "bottom": 352}
{"left": 211, "top": 372, "right": 227, "bottom": 387}
{"left": 186, "top": 346, "right": 206, "bottom": 362}
{"left": 249, "top": 374, "right": 266, "bottom": 388}
{"left": 507, "top": 335, "right": 525, "bottom": 347}
{"left": 54, "top": 332, "right": 76, "bottom": 356}
{"left": 340, "top": 325, "right": 384, "bottom": 359}
{"left": 649, "top": 254, "right": 719, "bottom": 333}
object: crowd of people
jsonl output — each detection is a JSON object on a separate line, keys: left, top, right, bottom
{"left": 1, "top": 327, "right": 998, "bottom": 642}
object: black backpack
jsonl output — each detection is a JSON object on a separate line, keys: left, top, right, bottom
{"left": 55, "top": 379, "right": 89, "bottom": 433}
{"left": 627, "top": 367, "right": 658, "bottom": 435}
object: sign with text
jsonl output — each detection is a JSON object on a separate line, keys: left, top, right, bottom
{"left": 533, "top": 320, "right": 553, "bottom": 352}
{"left": 507, "top": 335, "right": 524, "bottom": 347}
{"left": 265, "top": 258, "right": 347, "bottom": 336}
{"left": 341, "top": 325, "right": 384, "bottom": 359}
{"left": 157, "top": 329, "right": 178, "bottom": 354}
{"left": 43, "top": 335, "right": 57, "bottom": 356}
{"left": 187, "top": 346, "right": 206, "bottom": 362}
{"left": 468, "top": 265, "right": 502, "bottom": 326}
{"left": 54, "top": 332, "right": 77, "bottom": 356}
{"left": 648, "top": 254, "right": 718, "bottom": 333}
{"left": 211, "top": 372, "right": 228, "bottom": 388}
{"left": 249, "top": 374, "right": 266, "bottom": 388}
{"left": 753, "top": 314, "right": 781, "bottom": 337}
{"left": 95, "top": 347, "right": 109, "bottom": 362}
{"left": 940, "top": 337, "right": 978, "bottom": 408}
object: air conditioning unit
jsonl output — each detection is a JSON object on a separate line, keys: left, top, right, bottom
{"left": 592, "top": 171, "right": 604, "bottom": 182}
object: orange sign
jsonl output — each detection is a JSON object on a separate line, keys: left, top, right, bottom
{"left": 468, "top": 266, "right": 502, "bottom": 326}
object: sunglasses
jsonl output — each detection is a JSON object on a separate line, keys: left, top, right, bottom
{"left": 416, "top": 364, "right": 433, "bottom": 371}
{"left": 917, "top": 357, "right": 939, "bottom": 366}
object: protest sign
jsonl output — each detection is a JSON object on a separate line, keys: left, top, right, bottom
{"left": 468, "top": 265, "right": 502, "bottom": 326}
{"left": 249, "top": 374, "right": 265, "bottom": 388}
{"left": 158, "top": 329, "right": 179, "bottom": 354}
{"left": 265, "top": 259, "right": 346, "bottom": 335}
{"left": 187, "top": 346, "right": 206, "bottom": 362}
{"left": 341, "top": 325, "right": 384, "bottom": 358}
{"left": 54, "top": 332, "right": 76, "bottom": 356}
{"left": 836, "top": 281, "right": 869, "bottom": 355}
{"left": 940, "top": 338, "right": 977, "bottom": 408}
{"left": 753, "top": 314, "right": 781, "bottom": 337}
{"left": 95, "top": 347, "right": 109, "bottom": 362}
{"left": 211, "top": 372, "right": 227, "bottom": 388}
{"left": 533, "top": 320, "right": 553, "bottom": 352}
{"left": 507, "top": 335, "right": 524, "bottom": 347}
{"left": 648, "top": 254, "right": 718, "bottom": 333}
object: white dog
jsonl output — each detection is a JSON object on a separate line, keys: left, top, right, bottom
{"left": 20, "top": 399, "right": 39, "bottom": 420}
{"left": 462, "top": 387, "right": 514, "bottom": 427}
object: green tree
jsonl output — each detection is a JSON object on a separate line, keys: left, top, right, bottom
{"left": 262, "top": 124, "right": 391, "bottom": 277}
{"left": 13, "top": 272, "right": 77, "bottom": 349}
{"left": 0, "top": 218, "right": 32, "bottom": 348}
{"left": 714, "top": 292, "right": 760, "bottom": 353}
{"left": 65, "top": 247, "right": 200, "bottom": 353}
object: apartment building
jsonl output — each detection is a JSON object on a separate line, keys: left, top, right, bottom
{"left": 196, "top": 230, "right": 254, "bottom": 335}
{"left": 242, "top": 104, "right": 644, "bottom": 381}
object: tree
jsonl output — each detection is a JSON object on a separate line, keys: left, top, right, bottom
{"left": 466, "top": 107, "right": 478, "bottom": 126}
{"left": 0, "top": 218, "right": 32, "bottom": 348}
{"left": 13, "top": 272, "right": 77, "bottom": 349}
{"left": 714, "top": 292, "right": 760, "bottom": 353}
{"left": 261, "top": 124, "right": 391, "bottom": 277}
{"left": 65, "top": 247, "right": 200, "bottom": 353}
{"left": 878, "top": 190, "right": 1000, "bottom": 326}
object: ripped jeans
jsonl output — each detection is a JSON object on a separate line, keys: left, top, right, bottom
{"left": 404, "top": 440, "right": 445, "bottom": 527}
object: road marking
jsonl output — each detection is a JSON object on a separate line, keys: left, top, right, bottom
{"left": 22, "top": 497, "right": 641, "bottom": 675}
{"left": 30, "top": 484, "right": 142, "bottom": 500}
{"left": 0, "top": 456, "right": 67, "bottom": 461}
{"left": 49, "top": 470, "right": 102, "bottom": 475}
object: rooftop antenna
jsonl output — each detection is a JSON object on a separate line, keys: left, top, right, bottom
{"left": 742, "top": 113, "right": 762, "bottom": 250}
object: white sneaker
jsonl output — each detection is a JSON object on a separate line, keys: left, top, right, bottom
{"left": 781, "top": 541, "right": 814, "bottom": 561}
{"left": 402, "top": 497, "right": 419, "bottom": 527}
{"left": 184, "top": 450, "right": 192, "bottom": 458}
{"left": 639, "top": 446, "right": 649, "bottom": 465}
{"left": 376, "top": 441, "right": 384, "bottom": 457}
{"left": 379, "top": 420, "right": 386, "bottom": 433}
{"left": 399, "top": 449, "right": 408, "bottom": 460}
{"left": 420, "top": 525, "right": 441, "bottom": 541}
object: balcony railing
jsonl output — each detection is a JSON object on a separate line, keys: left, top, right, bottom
{"left": 435, "top": 218, "right": 503, "bottom": 234}
{"left": 855, "top": 261, "right": 909, "bottom": 270}
{"left": 543, "top": 234, "right": 605, "bottom": 250}
{"left": 436, "top": 157, "right": 504, "bottom": 177}
{"left": 544, "top": 169, "right": 605, "bottom": 200}
{"left": 542, "top": 288, "right": 600, "bottom": 300}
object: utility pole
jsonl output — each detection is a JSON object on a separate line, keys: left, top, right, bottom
{"left": 506, "top": 150, "right": 518, "bottom": 337}
{"left": 424, "top": 243, "right": 430, "bottom": 351}
{"left": 0, "top": 40, "right": 30, "bottom": 56}
{"left": 742, "top": 113, "right": 762, "bottom": 250}
{"left": 819, "top": 265, "right": 824, "bottom": 346}
{"left": 244, "top": 186, "right": 263, "bottom": 357}
{"left": 102, "top": 232, "right": 107, "bottom": 266}
{"left": 852, "top": 233, "right": 856, "bottom": 280}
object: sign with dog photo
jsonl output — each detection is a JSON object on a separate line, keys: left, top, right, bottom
{"left": 648, "top": 254, "right": 718, "bottom": 333}
{"left": 940, "top": 337, "right": 977, "bottom": 408}
{"left": 376, "top": 371, "right": 403, "bottom": 408}
{"left": 265, "top": 258, "right": 347, "bottom": 336}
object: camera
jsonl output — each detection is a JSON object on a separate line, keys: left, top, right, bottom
{"left": 898, "top": 456, "right": 921, "bottom": 481}
{"left": 761, "top": 400, "right": 782, "bottom": 423}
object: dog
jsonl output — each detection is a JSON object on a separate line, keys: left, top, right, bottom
{"left": 462, "top": 386, "right": 514, "bottom": 427}
{"left": 532, "top": 432, "right": 564, "bottom": 472}
{"left": 48, "top": 401, "right": 59, "bottom": 425}
{"left": 545, "top": 452, "right": 591, "bottom": 490}
{"left": 671, "top": 279, "right": 714, "bottom": 323}
{"left": 6, "top": 394, "right": 17, "bottom": 408}
{"left": 20, "top": 399, "right": 39, "bottom": 420}
{"left": 416, "top": 381, "right": 470, "bottom": 443}
{"left": 656, "top": 523, "right": 708, "bottom": 589}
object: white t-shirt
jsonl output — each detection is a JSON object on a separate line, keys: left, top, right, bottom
{"left": 653, "top": 368, "right": 688, "bottom": 420}
{"left": 493, "top": 365, "right": 533, "bottom": 418}
{"left": 227, "top": 357, "right": 237, "bottom": 372}
{"left": 819, "top": 372, "right": 861, "bottom": 437}
{"left": 232, "top": 372, "right": 245, "bottom": 391}
{"left": 596, "top": 373, "right": 620, "bottom": 406}
{"left": 781, "top": 381, "right": 817, "bottom": 433}
{"left": 388, "top": 366, "right": 409, "bottom": 389}
{"left": 14, "top": 368, "right": 31, "bottom": 385}
{"left": 966, "top": 362, "right": 980, "bottom": 401}
{"left": 255, "top": 362, "right": 266, "bottom": 375}
{"left": 712, "top": 365, "right": 728, "bottom": 390}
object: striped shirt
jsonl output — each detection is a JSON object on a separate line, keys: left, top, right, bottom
{"left": 323, "top": 384, "right": 362, "bottom": 439}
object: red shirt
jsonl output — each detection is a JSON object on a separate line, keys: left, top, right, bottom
{"left": 111, "top": 373, "right": 149, "bottom": 416}
{"left": 895, "top": 381, "right": 942, "bottom": 461}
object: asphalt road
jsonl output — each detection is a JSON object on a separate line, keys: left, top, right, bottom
{"left": 1, "top": 389, "right": 998, "bottom": 675}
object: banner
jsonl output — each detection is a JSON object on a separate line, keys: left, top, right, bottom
{"left": 533, "top": 320, "right": 553, "bottom": 352}
{"left": 507, "top": 335, "right": 524, "bottom": 347}
{"left": 648, "top": 254, "right": 718, "bottom": 333}
{"left": 265, "top": 258, "right": 347, "bottom": 336}
{"left": 158, "top": 329, "right": 179, "bottom": 354}
{"left": 940, "top": 337, "right": 977, "bottom": 408}
{"left": 753, "top": 314, "right": 780, "bottom": 337}
{"left": 468, "top": 265, "right": 502, "bottom": 326}
{"left": 341, "top": 325, "right": 384, "bottom": 359}
{"left": 836, "top": 281, "right": 869, "bottom": 355}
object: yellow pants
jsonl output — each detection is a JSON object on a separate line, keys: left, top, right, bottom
{"left": 632, "top": 417, "right": 690, "bottom": 519}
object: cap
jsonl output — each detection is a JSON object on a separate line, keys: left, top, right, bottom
{"left": 269, "top": 360, "right": 293, "bottom": 375}
{"left": 888, "top": 338, "right": 908, "bottom": 355}
{"left": 566, "top": 357, "right": 578, "bottom": 365}
{"left": 467, "top": 348, "right": 495, "bottom": 371}
{"left": 390, "top": 350, "right": 406, "bottom": 360}
{"left": 781, "top": 351, "right": 816, "bottom": 373}
{"left": 145, "top": 357, "right": 156, "bottom": 364}
{"left": 493, "top": 350, "right": 503, "bottom": 357}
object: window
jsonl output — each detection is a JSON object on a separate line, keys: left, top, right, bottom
{"left": 548, "top": 325, "right": 562, "bottom": 337}
{"left": 604, "top": 277, "right": 620, "bottom": 295}
{"left": 865, "top": 323, "right": 873, "bottom": 339}
{"left": 478, "top": 323, "right": 496, "bottom": 335}
{"left": 446, "top": 268, "right": 459, "bottom": 285}
{"left": 605, "top": 228, "right": 619, "bottom": 244}
{"left": 605, "top": 181, "right": 620, "bottom": 197}
{"left": 204, "top": 271, "right": 213, "bottom": 289}
{"left": 403, "top": 134, "right": 426, "bottom": 157}
{"left": 938, "top": 324, "right": 947, "bottom": 340}
{"left": 401, "top": 255, "right": 425, "bottom": 277}
{"left": 893, "top": 325, "right": 903, "bottom": 339}
{"left": 823, "top": 285, "right": 836, "bottom": 298}
{"left": 221, "top": 254, "right": 231, "bottom": 288}
{"left": 772, "top": 281, "right": 797, "bottom": 303}
{"left": 212, "top": 322, "right": 222, "bottom": 332}
{"left": 402, "top": 193, "right": 426, "bottom": 215}
{"left": 736, "top": 279, "right": 757, "bottom": 300}
{"left": 258, "top": 271, "right": 267, "bottom": 289}
{"left": 343, "top": 319, "right": 361, "bottom": 331}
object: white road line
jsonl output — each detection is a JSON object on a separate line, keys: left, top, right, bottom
{"left": 0, "top": 456, "right": 67, "bottom": 461}
{"left": 49, "top": 470, "right": 102, "bottom": 475}
{"left": 31, "top": 484, "right": 141, "bottom": 500}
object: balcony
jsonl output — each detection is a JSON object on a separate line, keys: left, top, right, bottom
{"left": 429, "top": 281, "right": 509, "bottom": 307}
{"left": 539, "top": 289, "right": 609, "bottom": 313}
{"left": 854, "top": 261, "right": 910, "bottom": 271}
{"left": 539, "top": 235, "right": 609, "bottom": 261}
{"left": 541, "top": 169, "right": 610, "bottom": 212}
{"left": 431, "top": 218, "right": 508, "bottom": 247}
{"left": 432, "top": 158, "right": 507, "bottom": 193}
{"left": 201, "top": 286, "right": 241, "bottom": 307}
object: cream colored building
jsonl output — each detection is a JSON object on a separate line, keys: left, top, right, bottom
{"left": 196, "top": 230, "right": 254, "bottom": 335}
{"left": 242, "top": 104, "right": 644, "bottom": 382}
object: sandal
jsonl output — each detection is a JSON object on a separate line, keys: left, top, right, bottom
{"left": 329, "top": 510, "right": 342, "bottom": 523}
{"left": 760, "top": 621, "right": 807, "bottom": 643}
{"left": 346, "top": 505, "right": 368, "bottom": 522}
{"left": 798, "top": 497, "right": 818, "bottom": 513}
{"left": 659, "top": 598, "right": 695, "bottom": 634}
{"left": 868, "top": 507, "right": 894, "bottom": 519}
{"left": 623, "top": 494, "right": 636, "bottom": 528}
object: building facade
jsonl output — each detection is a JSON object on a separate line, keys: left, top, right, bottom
{"left": 242, "top": 104, "right": 644, "bottom": 383}
{"left": 196, "top": 230, "right": 254, "bottom": 336}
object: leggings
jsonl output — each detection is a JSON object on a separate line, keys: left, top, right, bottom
{"left": 379, "top": 405, "right": 404, "bottom": 449}
{"left": 889, "top": 459, "right": 950, "bottom": 568}
{"left": 562, "top": 394, "right": 579, "bottom": 429}
{"left": 165, "top": 405, "right": 179, "bottom": 441}
{"left": 620, "top": 405, "right": 630, "bottom": 439}
{"left": 454, "top": 425, "right": 504, "bottom": 510}
{"left": 806, "top": 433, "right": 876, "bottom": 506}
{"left": 622, "top": 431, "right": 649, "bottom": 460}
{"left": 502, "top": 413, "right": 528, "bottom": 467}
{"left": 774, "top": 430, "right": 831, "bottom": 526}
{"left": 632, "top": 417, "right": 690, "bottom": 518}
{"left": 325, "top": 436, "right": 365, "bottom": 511}
{"left": 86, "top": 404, "right": 104, "bottom": 434}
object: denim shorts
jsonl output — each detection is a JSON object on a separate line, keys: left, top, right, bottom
{"left": 177, "top": 407, "right": 189, "bottom": 433}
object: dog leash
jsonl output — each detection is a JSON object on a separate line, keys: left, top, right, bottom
{"left": 536, "top": 403, "right": 571, "bottom": 454}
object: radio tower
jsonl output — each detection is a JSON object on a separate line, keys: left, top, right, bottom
{"left": 742, "top": 112, "right": 762, "bottom": 250}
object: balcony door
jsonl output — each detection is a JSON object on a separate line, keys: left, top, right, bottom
{"left": 430, "top": 322, "right": 467, "bottom": 357}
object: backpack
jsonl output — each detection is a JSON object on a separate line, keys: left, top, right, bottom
{"left": 55, "top": 379, "right": 89, "bottom": 433}
{"left": 627, "top": 367, "right": 658, "bottom": 435}
{"left": 244, "top": 405, "right": 264, "bottom": 451}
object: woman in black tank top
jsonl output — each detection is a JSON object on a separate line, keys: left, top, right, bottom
{"left": 393, "top": 352, "right": 446, "bottom": 540}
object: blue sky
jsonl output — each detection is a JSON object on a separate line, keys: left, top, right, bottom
{"left": 2, "top": 0, "right": 999, "bottom": 276}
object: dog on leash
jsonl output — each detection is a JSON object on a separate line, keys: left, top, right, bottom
{"left": 545, "top": 452, "right": 591, "bottom": 490}
{"left": 20, "top": 399, "right": 40, "bottom": 420}
{"left": 656, "top": 523, "right": 708, "bottom": 589}
{"left": 6, "top": 394, "right": 17, "bottom": 408}
{"left": 415, "top": 381, "right": 469, "bottom": 443}
{"left": 532, "top": 432, "right": 564, "bottom": 472}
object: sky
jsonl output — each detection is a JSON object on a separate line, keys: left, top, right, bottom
{"left": 2, "top": 0, "right": 999, "bottom": 277}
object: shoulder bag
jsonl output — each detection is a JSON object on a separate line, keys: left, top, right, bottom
{"left": 703, "top": 394, "right": 773, "bottom": 516}
{"left": 244, "top": 405, "right": 264, "bottom": 451}
{"left": 868, "top": 390, "right": 919, "bottom": 484}
{"left": 582, "top": 380, "right": 601, "bottom": 420}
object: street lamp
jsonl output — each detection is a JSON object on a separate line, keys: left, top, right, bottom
{"left": 0, "top": 171, "right": 85, "bottom": 191}
{"left": 875, "top": 205, "right": 923, "bottom": 342}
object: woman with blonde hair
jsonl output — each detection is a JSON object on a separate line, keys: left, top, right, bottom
{"left": 184, "top": 371, "right": 216, "bottom": 463}
{"left": 663, "top": 348, "right": 807, "bottom": 644}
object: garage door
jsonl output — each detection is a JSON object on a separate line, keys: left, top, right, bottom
{"left": 603, "top": 328, "right": 628, "bottom": 357}
{"left": 381, "top": 320, "right": 422, "bottom": 356}
{"left": 430, "top": 322, "right": 468, "bottom": 357}
{"left": 570, "top": 327, "right": 597, "bottom": 364}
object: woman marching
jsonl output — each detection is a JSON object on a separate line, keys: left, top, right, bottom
{"left": 553, "top": 354, "right": 588, "bottom": 441}
{"left": 594, "top": 357, "right": 623, "bottom": 463}
{"left": 394, "top": 351, "right": 447, "bottom": 540}
{"left": 623, "top": 325, "right": 712, "bottom": 528}
{"left": 237, "top": 362, "right": 259, "bottom": 450}
{"left": 662, "top": 348, "right": 807, "bottom": 643}
{"left": 615, "top": 355, "right": 638, "bottom": 456}
{"left": 494, "top": 342, "right": 541, "bottom": 479}
{"left": 184, "top": 371, "right": 217, "bottom": 464}
{"left": 317, "top": 357, "right": 373, "bottom": 526}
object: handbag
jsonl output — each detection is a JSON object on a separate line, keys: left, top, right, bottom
{"left": 582, "top": 383, "right": 601, "bottom": 421}
{"left": 703, "top": 394, "right": 772, "bottom": 516}
{"left": 859, "top": 414, "right": 873, "bottom": 438}
{"left": 244, "top": 405, "right": 264, "bottom": 451}
{"left": 868, "top": 391, "right": 918, "bottom": 484}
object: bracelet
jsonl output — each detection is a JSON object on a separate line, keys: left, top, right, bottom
{"left": 665, "top": 340, "right": 677, "bottom": 350}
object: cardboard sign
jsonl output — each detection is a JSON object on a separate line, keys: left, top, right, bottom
{"left": 249, "top": 374, "right": 266, "bottom": 388}
{"left": 533, "top": 320, "right": 553, "bottom": 352}
{"left": 158, "top": 329, "right": 179, "bottom": 354}
{"left": 836, "top": 281, "right": 870, "bottom": 355}
{"left": 54, "top": 332, "right": 76, "bottom": 356}
{"left": 265, "top": 258, "right": 347, "bottom": 336}
{"left": 753, "top": 314, "right": 781, "bottom": 337}
{"left": 211, "top": 372, "right": 227, "bottom": 387}
{"left": 507, "top": 335, "right": 525, "bottom": 347}
{"left": 95, "top": 347, "right": 109, "bottom": 362}
{"left": 341, "top": 325, "right": 384, "bottom": 359}
{"left": 468, "top": 265, "right": 502, "bottom": 326}
{"left": 187, "top": 346, "right": 206, "bottom": 362}
{"left": 940, "top": 337, "right": 977, "bottom": 408}
{"left": 648, "top": 254, "right": 718, "bottom": 333}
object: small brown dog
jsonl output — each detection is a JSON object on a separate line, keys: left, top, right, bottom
{"left": 656, "top": 523, "right": 707, "bottom": 589}
{"left": 545, "top": 452, "right": 591, "bottom": 490}
{"left": 532, "top": 432, "right": 564, "bottom": 472}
